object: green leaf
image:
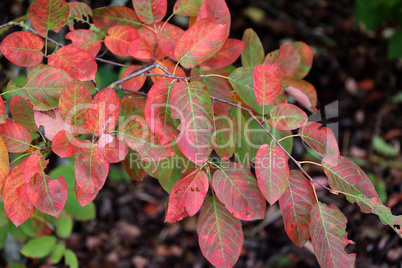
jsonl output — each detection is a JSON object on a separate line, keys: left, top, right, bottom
{"left": 49, "top": 242, "right": 66, "bottom": 264}
{"left": 55, "top": 210, "right": 73, "bottom": 238}
{"left": 63, "top": 192, "right": 96, "bottom": 221}
{"left": 241, "top": 28, "right": 264, "bottom": 67}
{"left": 20, "top": 235, "right": 57, "bottom": 258}
{"left": 372, "top": 134, "right": 399, "bottom": 157}
{"left": 388, "top": 30, "right": 402, "bottom": 59}
{"left": 65, "top": 249, "right": 79, "bottom": 268}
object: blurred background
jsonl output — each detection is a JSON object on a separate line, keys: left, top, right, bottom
{"left": 0, "top": 0, "right": 401, "bottom": 267}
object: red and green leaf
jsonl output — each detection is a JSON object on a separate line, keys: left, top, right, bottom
{"left": 0, "top": 95, "right": 5, "bottom": 124}
{"left": 0, "top": 31, "right": 43, "bottom": 67}
{"left": 310, "top": 202, "right": 356, "bottom": 268}
{"left": 59, "top": 81, "right": 92, "bottom": 125}
{"left": 121, "top": 149, "right": 146, "bottom": 181}
{"left": 322, "top": 155, "right": 402, "bottom": 237}
{"left": 132, "top": 0, "right": 167, "bottom": 24}
{"left": 26, "top": 174, "right": 68, "bottom": 218}
{"left": 74, "top": 141, "right": 109, "bottom": 194}
{"left": 0, "top": 136, "right": 9, "bottom": 191}
{"left": 24, "top": 151, "right": 49, "bottom": 183}
{"left": 291, "top": 41, "right": 314, "bottom": 79}
{"left": 241, "top": 28, "right": 264, "bottom": 68}
{"left": 51, "top": 130, "right": 79, "bottom": 158}
{"left": 105, "top": 25, "right": 139, "bottom": 57}
{"left": 29, "top": 0, "right": 69, "bottom": 37}
{"left": 128, "top": 38, "right": 154, "bottom": 62}
{"left": 3, "top": 159, "right": 35, "bottom": 226}
{"left": 253, "top": 63, "right": 282, "bottom": 106}
{"left": 67, "top": 2, "right": 93, "bottom": 23}
{"left": 120, "top": 97, "right": 146, "bottom": 119}
{"left": 92, "top": 6, "right": 141, "bottom": 31}
{"left": 197, "top": 195, "right": 243, "bottom": 268}
{"left": 65, "top": 30, "right": 101, "bottom": 57}
{"left": 84, "top": 88, "right": 120, "bottom": 136}
{"left": 156, "top": 22, "right": 184, "bottom": 61}
{"left": 255, "top": 144, "right": 289, "bottom": 205}
{"left": 99, "top": 136, "right": 128, "bottom": 164}
{"left": 191, "top": 66, "right": 232, "bottom": 116}
{"left": 268, "top": 104, "right": 308, "bottom": 130}
{"left": 214, "top": 116, "right": 237, "bottom": 160}
{"left": 173, "top": 0, "right": 203, "bottom": 16}
{"left": 282, "top": 76, "right": 317, "bottom": 113}
{"left": 48, "top": 45, "right": 97, "bottom": 81}
{"left": 278, "top": 170, "right": 316, "bottom": 247}
{"left": 119, "top": 116, "right": 175, "bottom": 162}
{"left": 10, "top": 96, "right": 38, "bottom": 132}
{"left": 121, "top": 65, "right": 147, "bottom": 92}
{"left": 165, "top": 168, "right": 208, "bottom": 222}
{"left": 74, "top": 182, "right": 99, "bottom": 207}
{"left": 174, "top": 18, "right": 228, "bottom": 68}
{"left": 200, "top": 38, "right": 244, "bottom": 70}
{"left": 298, "top": 122, "right": 340, "bottom": 156}
{"left": 0, "top": 119, "right": 32, "bottom": 153}
{"left": 265, "top": 44, "right": 301, "bottom": 77}
{"left": 170, "top": 81, "right": 214, "bottom": 165}
{"left": 212, "top": 161, "right": 266, "bottom": 220}
{"left": 145, "top": 79, "right": 178, "bottom": 145}
{"left": 14, "top": 64, "right": 73, "bottom": 111}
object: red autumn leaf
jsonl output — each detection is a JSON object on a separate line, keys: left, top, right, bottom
{"left": 65, "top": 29, "right": 101, "bottom": 57}
{"left": 265, "top": 44, "right": 301, "bottom": 77}
{"left": 132, "top": 0, "right": 167, "bottom": 24}
{"left": 67, "top": 2, "right": 92, "bottom": 22}
{"left": 119, "top": 116, "right": 175, "bottom": 162}
{"left": 12, "top": 64, "right": 73, "bottom": 111}
{"left": 9, "top": 96, "right": 38, "bottom": 132}
{"left": 74, "top": 182, "right": 99, "bottom": 207}
{"left": 59, "top": 81, "right": 92, "bottom": 125}
{"left": 99, "top": 136, "right": 128, "bottom": 163}
{"left": 29, "top": 0, "right": 69, "bottom": 37}
{"left": 212, "top": 161, "right": 266, "bottom": 220}
{"left": 165, "top": 168, "right": 208, "bottom": 223}
{"left": 214, "top": 116, "right": 237, "bottom": 160}
{"left": 322, "top": 155, "right": 402, "bottom": 235}
{"left": 253, "top": 63, "right": 282, "bottom": 106}
{"left": 3, "top": 159, "right": 35, "bottom": 226}
{"left": 26, "top": 174, "right": 68, "bottom": 218}
{"left": 174, "top": 18, "right": 228, "bottom": 68}
{"left": 48, "top": 45, "right": 97, "bottom": 81}
{"left": 255, "top": 144, "right": 289, "bottom": 205}
{"left": 191, "top": 66, "right": 232, "bottom": 116}
{"left": 173, "top": 0, "right": 203, "bottom": 16}
{"left": 149, "top": 59, "right": 186, "bottom": 83}
{"left": 0, "top": 136, "right": 9, "bottom": 191}
{"left": 84, "top": 88, "right": 120, "bottom": 136}
{"left": 92, "top": 6, "right": 141, "bottom": 31}
{"left": 145, "top": 79, "right": 178, "bottom": 145}
{"left": 75, "top": 141, "right": 109, "bottom": 194}
{"left": 268, "top": 104, "right": 308, "bottom": 130}
{"left": 34, "top": 109, "right": 88, "bottom": 140}
{"left": 196, "top": 0, "right": 230, "bottom": 37}
{"left": 0, "top": 31, "right": 43, "bottom": 67}
{"left": 0, "top": 95, "right": 6, "bottom": 124}
{"left": 128, "top": 38, "right": 154, "bottom": 62}
{"left": 51, "top": 130, "right": 80, "bottom": 158}
{"left": 197, "top": 195, "right": 243, "bottom": 268}
{"left": 121, "top": 65, "right": 147, "bottom": 92}
{"left": 298, "top": 122, "right": 340, "bottom": 156}
{"left": 16, "top": 184, "right": 34, "bottom": 210}
{"left": 278, "top": 170, "right": 316, "bottom": 247}
{"left": 170, "top": 81, "right": 214, "bottom": 165}
{"left": 282, "top": 76, "right": 317, "bottom": 113}
{"left": 120, "top": 97, "right": 146, "bottom": 118}
{"left": 310, "top": 202, "right": 356, "bottom": 267}
{"left": 291, "top": 41, "right": 314, "bottom": 79}
{"left": 0, "top": 119, "right": 31, "bottom": 153}
{"left": 156, "top": 22, "right": 184, "bottom": 61}
{"left": 24, "top": 151, "right": 49, "bottom": 183}
{"left": 200, "top": 38, "right": 244, "bottom": 70}
{"left": 241, "top": 28, "right": 264, "bottom": 68}
{"left": 105, "top": 25, "right": 140, "bottom": 57}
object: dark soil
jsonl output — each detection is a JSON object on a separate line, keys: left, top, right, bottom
{"left": 0, "top": 0, "right": 401, "bottom": 267}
